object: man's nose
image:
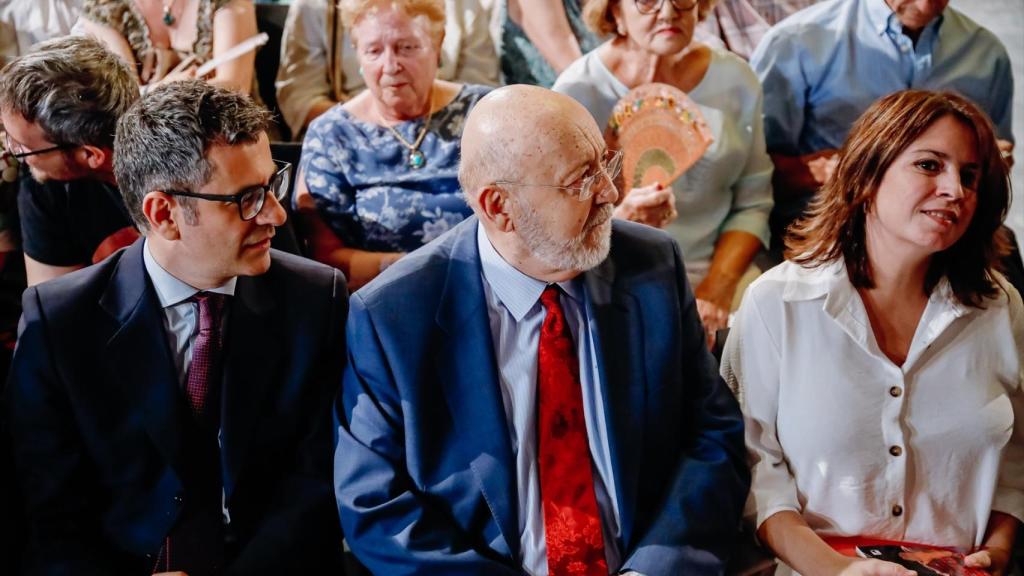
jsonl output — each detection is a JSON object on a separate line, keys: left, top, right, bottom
{"left": 595, "top": 172, "right": 620, "bottom": 205}
{"left": 256, "top": 190, "right": 288, "bottom": 227}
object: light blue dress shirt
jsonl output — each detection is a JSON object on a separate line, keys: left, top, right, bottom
{"left": 143, "top": 239, "right": 236, "bottom": 388}
{"left": 476, "top": 223, "right": 622, "bottom": 575}
{"left": 751, "top": 0, "right": 1015, "bottom": 155}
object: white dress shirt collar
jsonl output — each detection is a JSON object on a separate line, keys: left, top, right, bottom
{"left": 778, "top": 257, "right": 971, "bottom": 372}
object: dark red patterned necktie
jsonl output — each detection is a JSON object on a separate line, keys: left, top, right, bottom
{"left": 537, "top": 286, "right": 608, "bottom": 576}
{"left": 186, "top": 292, "right": 226, "bottom": 418}
{"left": 154, "top": 292, "right": 227, "bottom": 574}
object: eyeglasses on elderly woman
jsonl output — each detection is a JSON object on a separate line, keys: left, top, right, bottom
{"left": 633, "top": 0, "right": 698, "bottom": 15}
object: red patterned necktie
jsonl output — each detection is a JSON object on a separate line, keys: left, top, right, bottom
{"left": 185, "top": 292, "right": 226, "bottom": 418}
{"left": 537, "top": 286, "right": 608, "bottom": 576}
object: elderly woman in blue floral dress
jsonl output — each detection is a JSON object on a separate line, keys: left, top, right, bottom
{"left": 297, "top": 0, "right": 489, "bottom": 288}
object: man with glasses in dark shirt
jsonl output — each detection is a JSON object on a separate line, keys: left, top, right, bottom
{"left": 0, "top": 35, "right": 137, "bottom": 286}
{"left": 7, "top": 79, "right": 348, "bottom": 575}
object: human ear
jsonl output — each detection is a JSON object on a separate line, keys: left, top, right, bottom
{"left": 478, "top": 185, "right": 514, "bottom": 232}
{"left": 611, "top": 1, "right": 627, "bottom": 36}
{"left": 142, "top": 191, "right": 181, "bottom": 240}
{"left": 75, "top": 144, "right": 111, "bottom": 171}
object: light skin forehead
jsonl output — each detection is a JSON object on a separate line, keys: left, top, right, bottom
{"left": 1, "top": 108, "right": 49, "bottom": 146}
{"left": 465, "top": 86, "right": 604, "bottom": 183}
{"left": 351, "top": 6, "right": 435, "bottom": 47}
{"left": 902, "top": 116, "right": 979, "bottom": 164}
{"left": 201, "top": 133, "right": 275, "bottom": 196}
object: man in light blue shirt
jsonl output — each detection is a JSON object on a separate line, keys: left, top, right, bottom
{"left": 335, "top": 85, "right": 750, "bottom": 575}
{"left": 750, "top": 0, "right": 1014, "bottom": 251}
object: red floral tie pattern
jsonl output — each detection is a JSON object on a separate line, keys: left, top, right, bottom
{"left": 537, "top": 286, "right": 608, "bottom": 576}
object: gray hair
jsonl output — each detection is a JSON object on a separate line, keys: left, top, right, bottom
{"left": 0, "top": 35, "right": 137, "bottom": 149}
{"left": 114, "top": 79, "right": 272, "bottom": 230}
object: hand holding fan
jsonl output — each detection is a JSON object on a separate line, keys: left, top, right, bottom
{"left": 605, "top": 83, "right": 713, "bottom": 190}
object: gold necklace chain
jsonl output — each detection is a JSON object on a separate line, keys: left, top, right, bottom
{"left": 377, "top": 89, "right": 435, "bottom": 169}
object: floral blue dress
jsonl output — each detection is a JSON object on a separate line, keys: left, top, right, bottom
{"left": 300, "top": 84, "right": 489, "bottom": 252}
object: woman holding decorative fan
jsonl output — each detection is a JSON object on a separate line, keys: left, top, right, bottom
{"left": 553, "top": 0, "right": 772, "bottom": 344}
{"left": 297, "top": 0, "right": 489, "bottom": 289}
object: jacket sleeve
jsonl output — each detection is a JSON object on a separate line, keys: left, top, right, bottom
{"left": 227, "top": 268, "right": 349, "bottom": 574}
{"left": 334, "top": 293, "right": 522, "bottom": 576}
{"left": 621, "top": 240, "right": 751, "bottom": 575}
{"left": 6, "top": 287, "right": 122, "bottom": 574}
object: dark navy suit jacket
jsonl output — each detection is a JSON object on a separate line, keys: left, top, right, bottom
{"left": 6, "top": 240, "right": 348, "bottom": 575}
{"left": 335, "top": 217, "right": 750, "bottom": 575}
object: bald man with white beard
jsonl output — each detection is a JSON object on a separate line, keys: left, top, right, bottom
{"left": 334, "top": 85, "right": 749, "bottom": 576}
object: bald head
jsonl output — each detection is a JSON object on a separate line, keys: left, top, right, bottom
{"left": 459, "top": 85, "right": 603, "bottom": 199}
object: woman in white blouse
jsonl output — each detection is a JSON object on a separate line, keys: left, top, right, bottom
{"left": 722, "top": 89, "right": 1023, "bottom": 575}
{"left": 552, "top": 0, "right": 773, "bottom": 345}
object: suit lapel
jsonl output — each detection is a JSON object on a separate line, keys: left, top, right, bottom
{"left": 101, "top": 240, "right": 187, "bottom": 477}
{"left": 220, "top": 272, "right": 281, "bottom": 502}
{"left": 584, "top": 255, "right": 645, "bottom": 548}
{"left": 435, "top": 219, "right": 519, "bottom": 559}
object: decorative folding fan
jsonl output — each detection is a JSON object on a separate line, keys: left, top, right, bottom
{"left": 605, "top": 83, "right": 713, "bottom": 189}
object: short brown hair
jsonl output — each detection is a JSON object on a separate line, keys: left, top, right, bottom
{"left": 0, "top": 35, "right": 136, "bottom": 149}
{"left": 786, "top": 90, "right": 1012, "bottom": 308}
{"left": 340, "top": 0, "right": 446, "bottom": 45}
{"left": 583, "top": 0, "right": 718, "bottom": 37}
{"left": 115, "top": 80, "right": 272, "bottom": 230}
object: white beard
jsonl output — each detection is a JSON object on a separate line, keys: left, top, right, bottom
{"left": 513, "top": 198, "right": 613, "bottom": 272}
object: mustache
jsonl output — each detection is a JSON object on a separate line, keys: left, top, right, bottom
{"left": 586, "top": 204, "right": 615, "bottom": 230}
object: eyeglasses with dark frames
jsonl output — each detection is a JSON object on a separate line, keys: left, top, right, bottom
{"left": 634, "top": 0, "right": 698, "bottom": 15}
{"left": 2, "top": 130, "right": 78, "bottom": 159}
{"left": 163, "top": 160, "right": 292, "bottom": 221}
{"left": 495, "top": 149, "right": 623, "bottom": 202}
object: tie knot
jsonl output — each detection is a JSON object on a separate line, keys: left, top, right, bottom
{"left": 540, "top": 285, "right": 566, "bottom": 334}
{"left": 194, "top": 292, "right": 227, "bottom": 332}
{"left": 540, "top": 285, "right": 561, "bottom": 305}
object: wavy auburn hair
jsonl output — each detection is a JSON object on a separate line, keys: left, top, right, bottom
{"left": 786, "top": 90, "right": 1011, "bottom": 308}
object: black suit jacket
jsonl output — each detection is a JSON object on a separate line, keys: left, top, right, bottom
{"left": 6, "top": 240, "right": 348, "bottom": 575}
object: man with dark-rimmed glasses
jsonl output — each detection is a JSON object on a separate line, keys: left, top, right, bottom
{"left": 0, "top": 35, "right": 138, "bottom": 286}
{"left": 7, "top": 79, "right": 349, "bottom": 574}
